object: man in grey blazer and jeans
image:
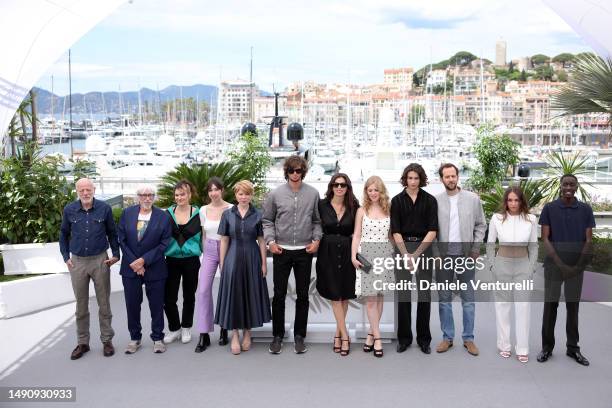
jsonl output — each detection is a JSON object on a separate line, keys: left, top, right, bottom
{"left": 434, "top": 163, "right": 486, "bottom": 356}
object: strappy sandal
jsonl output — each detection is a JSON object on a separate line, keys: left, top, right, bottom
{"left": 373, "top": 338, "right": 384, "bottom": 358}
{"left": 499, "top": 350, "right": 511, "bottom": 358}
{"left": 363, "top": 333, "right": 374, "bottom": 352}
{"left": 340, "top": 338, "right": 351, "bottom": 356}
{"left": 333, "top": 336, "right": 341, "bottom": 353}
{"left": 517, "top": 354, "right": 529, "bottom": 363}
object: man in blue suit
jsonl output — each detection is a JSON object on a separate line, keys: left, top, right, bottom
{"left": 118, "top": 185, "right": 172, "bottom": 354}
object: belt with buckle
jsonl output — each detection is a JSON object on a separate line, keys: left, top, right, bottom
{"left": 404, "top": 236, "right": 423, "bottom": 242}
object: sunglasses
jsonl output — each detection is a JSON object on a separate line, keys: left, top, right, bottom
{"left": 332, "top": 183, "right": 348, "bottom": 189}
{"left": 288, "top": 168, "right": 303, "bottom": 175}
{"left": 138, "top": 193, "right": 155, "bottom": 198}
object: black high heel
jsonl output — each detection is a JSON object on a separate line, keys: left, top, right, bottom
{"left": 373, "top": 338, "right": 383, "bottom": 358}
{"left": 363, "top": 333, "right": 374, "bottom": 352}
{"left": 340, "top": 338, "right": 351, "bottom": 356}
{"left": 333, "top": 336, "right": 342, "bottom": 353}
{"left": 195, "top": 333, "right": 210, "bottom": 353}
{"left": 218, "top": 328, "right": 229, "bottom": 346}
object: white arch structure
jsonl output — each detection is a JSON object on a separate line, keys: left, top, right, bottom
{"left": 0, "top": 0, "right": 611, "bottom": 154}
{"left": 0, "top": 0, "right": 127, "bottom": 154}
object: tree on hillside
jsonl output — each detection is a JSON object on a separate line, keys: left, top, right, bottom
{"left": 552, "top": 53, "right": 575, "bottom": 68}
{"left": 507, "top": 61, "right": 514, "bottom": 73}
{"left": 449, "top": 51, "right": 478, "bottom": 66}
{"left": 531, "top": 54, "right": 550, "bottom": 66}
{"left": 534, "top": 65, "right": 554, "bottom": 80}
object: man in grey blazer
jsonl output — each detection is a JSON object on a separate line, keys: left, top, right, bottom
{"left": 434, "top": 163, "right": 486, "bottom": 356}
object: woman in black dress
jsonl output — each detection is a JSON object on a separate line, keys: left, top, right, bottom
{"left": 214, "top": 180, "right": 271, "bottom": 355}
{"left": 316, "top": 173, "right": 359, "bottom": 356}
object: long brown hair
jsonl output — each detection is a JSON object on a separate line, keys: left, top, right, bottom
{"left": 499, "top": 186, "right": 530, "bottom": 222}
{"left": 324, "top": 173, "right": 359, "bottom": 215}
{"left": 362, "top": 176, "right": 390, "bottom": 215}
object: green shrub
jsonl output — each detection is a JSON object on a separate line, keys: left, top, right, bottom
{"left": 0, "top": 142, "right": 75, "bottom": 243}
{"left": 466, "top": 126, "right": 520, "bottom": 193}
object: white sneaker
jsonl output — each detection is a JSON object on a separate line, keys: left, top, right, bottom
{"left": 163, "top": 330, "right": 181, "bottom": 344}
{"left": 124, "top": 340, "right": 141, "bottom": 354}
{"left": 153, "top": 340, "right": 166, "bottom": 353}
{"left": 181, "top": 328, "right": 192, "bottom": 343}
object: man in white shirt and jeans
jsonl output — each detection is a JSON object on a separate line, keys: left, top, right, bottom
{"left": 434, "top": 163, "right": 486, "bottom": 356}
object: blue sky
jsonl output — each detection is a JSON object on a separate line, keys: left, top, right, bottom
{"left": 36, "top": 0, "right": 591, "bottom": 95}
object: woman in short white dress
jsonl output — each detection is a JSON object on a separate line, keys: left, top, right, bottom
{"left": 351, "top": 176, "right": 394, "bottom": 358}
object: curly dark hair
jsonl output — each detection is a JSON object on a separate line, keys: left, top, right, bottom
{"left": 400, "top": 163, "right": 428, "bottom": 187}
{"left": 283, "top": 155, "right": 308, "bottom": 180}
{"left": 324, "top": 173, "right": 359, "bottom": 215}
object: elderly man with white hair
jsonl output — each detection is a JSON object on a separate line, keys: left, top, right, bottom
{"left": 59, "top": 178, "right": 120, "bottom": 360}
{"left": 117, "top": 185, "right": 172, "bottom": 354}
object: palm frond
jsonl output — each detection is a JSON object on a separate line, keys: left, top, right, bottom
{"left": 480, "top": 178, "right": 547, "bottom": 220}
{"left": 551, "top": 54, "right": 612, "bottom": 125}
{"left": 156, "top": 161, "right": 252, "bottom": 208}
{"left": 541, "top": 151, "right": 592, "bottom": 202}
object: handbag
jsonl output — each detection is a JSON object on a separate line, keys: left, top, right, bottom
{"left": 356, "top": 252, "right": 373, "bottom": 273}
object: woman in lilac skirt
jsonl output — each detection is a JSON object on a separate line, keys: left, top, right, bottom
{"left": 194, "top": 177, "right": 232, "bottom": 352}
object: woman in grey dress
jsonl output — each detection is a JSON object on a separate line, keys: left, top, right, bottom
{"left": 214, "top": 180, "right": 271, "bottom": 355}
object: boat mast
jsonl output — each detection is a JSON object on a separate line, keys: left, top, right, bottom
{"left": 68, "top": 48, "right": 73, "bottom": 158}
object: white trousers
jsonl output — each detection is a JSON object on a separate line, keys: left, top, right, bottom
{"left": 492, "top": 256, "right": 532, "bottom": 355}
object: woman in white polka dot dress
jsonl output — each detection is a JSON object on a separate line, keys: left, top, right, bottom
{"left": 351, "top": 176, "right": 394, "bottom": 357}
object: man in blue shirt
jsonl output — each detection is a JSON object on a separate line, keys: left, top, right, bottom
{"left": 537, "top": 174, "right": 595, "bottom": 366}
{"left": 59, "top": 178, "right": 120, "bottom": 360}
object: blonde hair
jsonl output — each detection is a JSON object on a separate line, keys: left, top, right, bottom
{"left": 233, "top": 180, "right": 254, "bottom": 196}
{"left": 362, "top": 176, "right": 390, "bottom": 215}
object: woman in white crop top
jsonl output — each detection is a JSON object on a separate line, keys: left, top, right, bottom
{"left": 487, "top": 186, "right": 538, "bottom": 363}
{"left": 194, "top": 177, "right": 233, "bottom": 352}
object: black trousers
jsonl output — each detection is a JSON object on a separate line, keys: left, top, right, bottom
{"left": 164, "top": 256, "right": 200, "bottom": 332}
{"left": 123, "top": 276, "right": 166, "bottom": 342}
{"left": 542, "top": 266, "right": 584, "bottom": 352}
{"left": 397, "top": 267, "right": 432, "bottom": 346}
{"left": 272, "top": 249, "right": 313, "bottom": 338}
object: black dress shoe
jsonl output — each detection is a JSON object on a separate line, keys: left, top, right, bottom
{"left": 419, "top": 344, "right": 431, "bottom": 354}
{"left": 218, "top": 329, "right": 229, "bottom": 346}
{"left": 396, "top": 343, "right": 409, "bottom": 353}
{"left": 102, "top": 341, "right": 115, "bottom": 357}
{"left": 195, "top": 333, "right": 210, "bottom": 353}
{"left": 567, "top": 350, "right": 590, "bottom": 366}
{"left": 70, "top": 344, "right": 90, "bottom": 360}
{"left": 537, "top": 350, "right": 552, "bottom": 363}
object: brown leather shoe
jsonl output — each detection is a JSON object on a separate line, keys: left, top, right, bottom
{"left": 464, "top": 341, "right": 479, "bottom": 356}
{"left": 103, "top": 341, "right": 115, "bottom": 357}
{"left": 70, "top": 344, "right": 90, "bottom": 360}
{"left": 436, "top": 339, "right": 453, "bottom": 353}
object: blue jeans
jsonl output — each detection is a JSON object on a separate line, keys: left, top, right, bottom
{"left": 436, "top": 256, "right": 475, "bottom": 342}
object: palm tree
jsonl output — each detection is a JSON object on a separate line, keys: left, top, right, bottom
{"left": 540, "top": 151, "right": 592, "bottom": 203}
{"left": 551, "top": 54, "right": 612, "bottom": 144}
{"left": 480, "top": 178, "right": 547, "bottom": 220}
{"left": 156, "top": 162, "right": 253, "bottom": 208}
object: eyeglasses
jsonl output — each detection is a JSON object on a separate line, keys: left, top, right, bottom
{"left": 288, "top": 168, "right": 303, "bottom": 175}
{"left": 138, "top": 193, "right": 155, "bottom": 199}
{"left": 332, "top": 183, "right": 348, "bottom": 189}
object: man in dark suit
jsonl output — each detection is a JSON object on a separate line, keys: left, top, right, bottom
{"left": 118, "top": 185, "right": 172, "bottom": 354}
